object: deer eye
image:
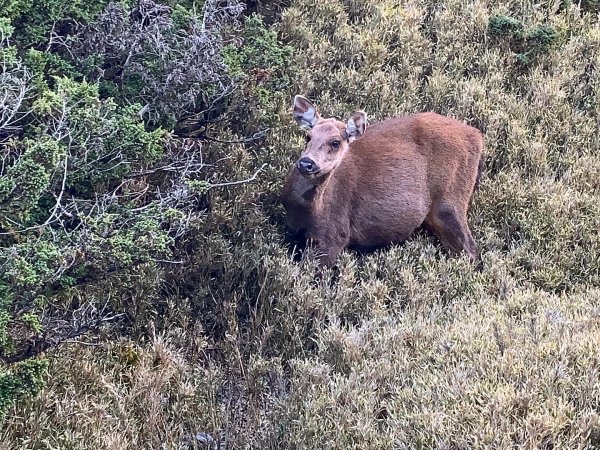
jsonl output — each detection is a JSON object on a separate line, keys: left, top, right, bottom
{"left": 331, "top": 140, "right": 340, "bottom": 149}
{"left": 305, "top": 135, "right": 311, "bottom": 143}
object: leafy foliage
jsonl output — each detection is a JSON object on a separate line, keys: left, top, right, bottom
{"left": 488, "top": 14, "right": 561, "bottom": 66}
{"left": 0, "top": 359, "right": 47, "bottom": 418}
{"left": 488, "top": 14, "right": 525, "bottom": 39}
{"left": 222, "top": 13, "right": 295, "bottom": 134}
{"left": 71, "top": 0, "right": 244, "bottom": 129}
{"left": 0, "top": 0, "right": 282, "bottom": 419}
{"left": 0, "top": 0, "right": 110, "bottom": 47}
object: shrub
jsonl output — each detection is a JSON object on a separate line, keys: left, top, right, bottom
{"left": 0, "top": 0, "right": 110, "bottom": 48}
{"left": 488, "top": 14, "right": 525, "bottom": 40}
{"left": 71, "top": 0, "right": 244, "bottom": 129}
{"left": 488, "top": 14, "right": 561, "bottom": 67}
{"left": 222, "top": 14, "right": 294, "bottom": 134}
{"left": 0, "top": 0, "right": 272, "bottom": 420}
{"left": 0, "top": 359, "right": 47, "bottom": 418}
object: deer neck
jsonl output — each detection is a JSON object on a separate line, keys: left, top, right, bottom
{"left": 292, "top": 171, "right": 333, "bottom": 215}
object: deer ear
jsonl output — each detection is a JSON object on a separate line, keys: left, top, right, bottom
{"left": 293, "top": 95, "right": 320, "bottom": 130}
{"left": 346, "top": 111, "right": 367, "bottom": 142}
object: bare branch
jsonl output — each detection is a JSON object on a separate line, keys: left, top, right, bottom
{"left": 0, "top": 62, "right": 31, "bottom": 143}
{"left": 208, "top": 163, "right": 268, "bottom": 189}
{"left": 0, "top": 304, "right": 125, "bottom": 364}
{"left": 200, "top": 128, "right": 270, "bottom": 144}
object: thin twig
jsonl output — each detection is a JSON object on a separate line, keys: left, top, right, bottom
{"left": 63, "top": 340, "right": 103, "bottom": 347}
{"left": 200, "top": 129, "right": 270, "bottom": 144}
{"left": 208, "top": 163, "right": 267, "bottom": 189}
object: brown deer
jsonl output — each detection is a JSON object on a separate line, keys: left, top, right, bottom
{"left": 281, "top": 95, "right": 484, "bottom": 268}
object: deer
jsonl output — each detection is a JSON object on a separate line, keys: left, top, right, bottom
{"left": 281, "top": 95, "right": 484, "bottom": 269}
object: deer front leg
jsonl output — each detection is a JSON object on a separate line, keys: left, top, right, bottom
{"left": 306, "top": 230, "right": 348, "bottom": 269}
{"left": 316, "top": 243, "right": 344, "bottom": 268}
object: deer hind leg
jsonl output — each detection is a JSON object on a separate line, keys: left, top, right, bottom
{"left": 425, "top": 202, "right": 479, "bottom": 263}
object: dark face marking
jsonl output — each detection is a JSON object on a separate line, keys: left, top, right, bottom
{"left": 302, "top": 186, "right": 318, "bottom": 201}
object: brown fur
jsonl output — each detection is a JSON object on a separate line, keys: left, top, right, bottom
{"left": 281, "top": 96, "right": 484, "bottom": 267}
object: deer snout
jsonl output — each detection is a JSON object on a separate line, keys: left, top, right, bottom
{"left": 297, "top": 157, "right": 320, "bottom": 176}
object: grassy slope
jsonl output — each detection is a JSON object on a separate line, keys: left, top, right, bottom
{"left": 3, "top": 0, "right": 600, "bottom": 448}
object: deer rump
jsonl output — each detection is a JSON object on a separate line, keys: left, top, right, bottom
{"left": 281, "top": 95, "right": 484, "bottom": 268}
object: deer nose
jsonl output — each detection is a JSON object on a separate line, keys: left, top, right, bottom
{"left": 297, "top": 157, "right": 320, "bottom": 175}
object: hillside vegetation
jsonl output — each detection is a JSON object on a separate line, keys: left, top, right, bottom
{"left": 1, "top": 0, "right": 600, "bottom": 448}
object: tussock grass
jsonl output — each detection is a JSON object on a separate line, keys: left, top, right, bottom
{"left": 3, "top": 0, "right": 600, "bottom": 448}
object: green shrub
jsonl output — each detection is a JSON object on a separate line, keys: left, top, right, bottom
{"left": 224, "top": 14, "right": 293, "bottom": 87}
{"left": 0, "top": 0, "right": 109, "bottom": 47}
{"left": 488, "top": 14, "right": 560, "bottom": 67}
{"left": 221, "top": 13, "right": 294, "bottom": 134}
{"left": 0, "top": 359, "right": 47, "bottom": 418}
{"left": 488, "top": 14, "right": 525, "bottom": 40}
{"left": 0, "top": 0, "right": 258, "bottom": 421}
{"left": 70, "top": 0, "right": 244, "bottom": 130}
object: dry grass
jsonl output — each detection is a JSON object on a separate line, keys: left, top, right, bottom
{"left": 3, "top": 0, "right": 600, "bottom": 448}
